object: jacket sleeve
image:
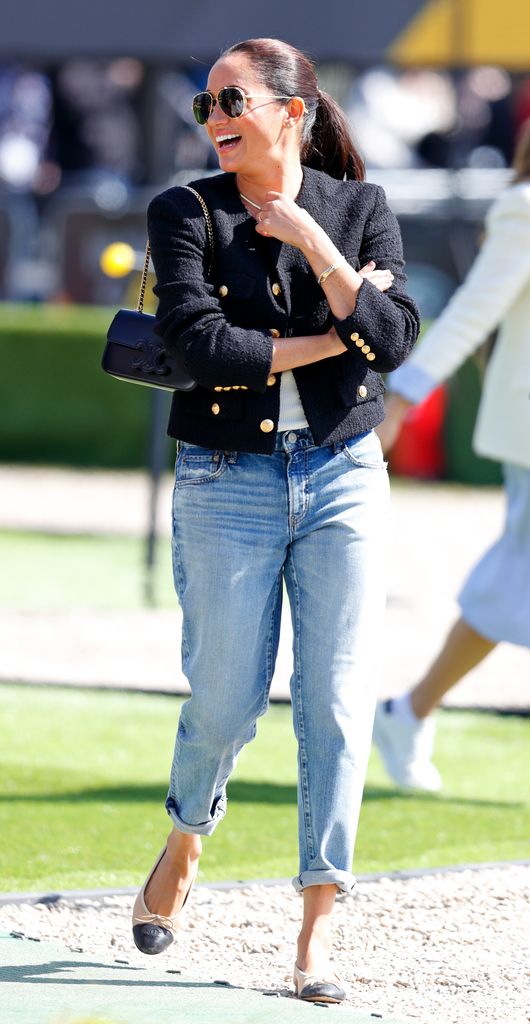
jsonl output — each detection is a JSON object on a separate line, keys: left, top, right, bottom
{"left": 331, "top": 185, "right": 421, "bottom": 373}
{"left": 147, "top": 189, "right": 274, "bottom": 391}
{"left": 389, "top": 185, "right": 530, "bottom": 399}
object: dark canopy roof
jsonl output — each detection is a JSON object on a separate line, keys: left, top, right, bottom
{"left": 0, "top": 1, "right": 439, "bottom": 64}
{"left": 3, "top": 1, "right": 529, "bottom": 69}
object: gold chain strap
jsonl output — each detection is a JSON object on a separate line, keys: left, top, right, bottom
{"left": 137, "top": 241, "right": 151, "bottom": 314}
{"left": 136, "top": 186, "right": 214, "bottom": 314}
{"left": 182, "top": 186, "right": 215, "bottom": 276}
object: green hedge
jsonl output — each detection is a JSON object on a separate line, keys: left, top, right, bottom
{"left": 0, "top": 303, "right": 167, "bottom": 468}
{"left": 0, "top": 303, "right": 501, "bottom": 481}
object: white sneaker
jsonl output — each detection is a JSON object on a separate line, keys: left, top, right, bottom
{"left": 372, "top": 700, "right": 442, "bottom": 792}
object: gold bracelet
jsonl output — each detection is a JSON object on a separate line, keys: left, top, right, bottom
{"left": 317, "top": 257, "right": 345, "bottom": 287}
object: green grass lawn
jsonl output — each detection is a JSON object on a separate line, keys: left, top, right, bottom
{"left": 1, "top": 684, "right": 528, "bottom": 893}
{"left": 0, "top": 531, "right": 175, "bottom": 610}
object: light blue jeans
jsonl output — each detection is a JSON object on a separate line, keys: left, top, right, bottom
{"left": 167, "top": 427, "right": 389, "bottom": 894}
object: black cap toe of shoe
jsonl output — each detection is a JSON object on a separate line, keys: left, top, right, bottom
{"left": 132, "top": 923, "right": 174, "bottom": 955}
{"left": 299, "top": 980, "right": 346, "bottom": 1003}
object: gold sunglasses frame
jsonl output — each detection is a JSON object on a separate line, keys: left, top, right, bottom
{"left": 192, "top": 87, "right": 294, "bottom": 123}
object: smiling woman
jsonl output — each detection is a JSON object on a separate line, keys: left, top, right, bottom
{"left": 199, "top": 58, "right": 309, "bottom": 195}
{"left": 128, "top": 36, "right": 420, "bottom": 1003}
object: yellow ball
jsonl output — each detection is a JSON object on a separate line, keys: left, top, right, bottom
{"left": 100, "top": 242, "right": 136, "bottom": 278}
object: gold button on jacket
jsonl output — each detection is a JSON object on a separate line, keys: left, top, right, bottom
{"left": 266, "top": 374, "right": 277, "bottom": 387}
{"left": 270, "top": 328, "right": 280, "bottom": 338}
{"left": 218, "top": 284, "right": 228, "bottom": 297}
{"left": 355, "top": 337, "right": 364, "bottom": 348}
{"left": 272, "top": 282, "right": 281, "bottom": 296}
{"left": 211, "top": 402, "right": 220, "bottom": 415}
{"left": 358, "top": 385, "right": 368, "bottom": 399}
{"left": 260, "top": 418, "right": 275, "bottom": 433}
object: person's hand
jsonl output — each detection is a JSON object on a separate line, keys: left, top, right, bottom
{"left": 254, "top": 192, "right": 319, "bottom": 248}
{"left": 375, "top": 393, "right": 414, "bottom": 454}
{"left": 359, "top": 260, "right": 394, "bottom": 292}
{"left": 315, "top": 329, "right": 349, "bottom": 362}
{"left": 323, "top": 325, "right": 348, "bottom": 356}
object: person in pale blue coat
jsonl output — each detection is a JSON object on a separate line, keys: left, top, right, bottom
{"left": 373, "top": 121, "right": 530, "bottom": 792}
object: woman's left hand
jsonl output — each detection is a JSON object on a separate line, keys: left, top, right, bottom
{"left": 254, "top": 192, "right": 318, "bottom": 248}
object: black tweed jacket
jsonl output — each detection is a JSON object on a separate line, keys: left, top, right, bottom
{"left": 148, "top": 166, "right": 420, "bottom": 453}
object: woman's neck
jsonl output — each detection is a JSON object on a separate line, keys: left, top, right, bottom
{"left": 236, "top": 162, "right": 304, "bottom": 205}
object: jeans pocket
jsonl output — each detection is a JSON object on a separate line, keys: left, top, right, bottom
{"left": 175, "top": 444, "right": 228, "bottom": 486}
{"left": 341, "top": 430, "right": 387, "bottom": 469}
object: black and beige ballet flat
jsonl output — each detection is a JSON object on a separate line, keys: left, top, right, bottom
{"left": 131, "top": 846, "right": 197, "bottom": 955}
{"left": 293, "top": 962, "right": 347, "bottom": 1003}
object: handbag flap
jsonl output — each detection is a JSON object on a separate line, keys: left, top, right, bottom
{"left": 107, "top": 308, "right": 158, "bottom": 348}
{"left": 103, "top": 308, "right": 196, "bottom": 391}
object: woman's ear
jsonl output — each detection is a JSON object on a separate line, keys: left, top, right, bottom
{"left": 285, "top": 96, "right": 306, "bottom": 128}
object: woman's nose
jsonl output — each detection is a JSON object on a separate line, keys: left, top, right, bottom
{"left": 209, "top": 101, "right": 229, "bottom": 126}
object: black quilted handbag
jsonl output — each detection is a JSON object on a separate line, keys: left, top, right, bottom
{"left": 102, "top": 186, "right": 213, "bottom": 392}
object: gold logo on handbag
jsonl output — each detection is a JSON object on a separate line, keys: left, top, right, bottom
{"left": 101, "top": 186, "right": 214, "bottom": 392}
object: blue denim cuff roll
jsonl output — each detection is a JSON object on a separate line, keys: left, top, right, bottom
{"left": 165, "top": 794, "right": 226, "bottom": 836}
{"left": 292, "top": 869, "right": 356, "bottom": 896}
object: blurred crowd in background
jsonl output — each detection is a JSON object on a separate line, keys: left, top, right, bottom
{"left": 3, "top": 59, "right": 530, "bottom": 195}
{"left": 2, "top": 58, "right": 530, "bottom": 312}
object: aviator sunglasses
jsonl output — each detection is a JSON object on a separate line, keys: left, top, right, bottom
{"left": 192, "top": 86, "right": 292, "bottom": 125}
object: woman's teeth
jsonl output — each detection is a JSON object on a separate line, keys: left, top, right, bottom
{"left": 217, "top": 134, "right": 241, "bottom": 149}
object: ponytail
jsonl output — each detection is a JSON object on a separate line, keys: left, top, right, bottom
{"left": 303, "top": 90, "right": 365, "bottom": 181}
{"left": 223, "top": 38, "right": 365, "bottom": 182}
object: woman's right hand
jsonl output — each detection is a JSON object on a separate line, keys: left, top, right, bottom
{"left": 270, "top": 325, "right": 346, "bottom": 372}
{"left": 323, "top": 325, "right": 348, "bottom": 356}
{"left": 359, "top": 260, "right": 394, "bottom": 292}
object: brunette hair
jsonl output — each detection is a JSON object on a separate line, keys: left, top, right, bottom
{"left": 222, "top": 38, "right": 365, "bottom": 181}
{"left": 513, "top": 119, "right": 530, "bottom": 182}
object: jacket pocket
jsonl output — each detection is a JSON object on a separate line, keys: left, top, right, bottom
{"left": 291, "top": 300, "right": 332, "bottom": 335}
{"left": 181, "top": 384, "right": 246, "bottom": 421}
{"left": 334, "top": 369, "right": 385, "bottom": 409}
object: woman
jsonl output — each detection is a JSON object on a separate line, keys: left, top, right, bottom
{"left": 374, "top": 121, "right": 530, "bottom": 792}
{"left": 132, "top": 38, "right": 419, "bottom": 1002}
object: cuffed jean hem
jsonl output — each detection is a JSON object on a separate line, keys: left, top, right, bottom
{"left": 291, "top": 869, "right": 356, "bottom": 895}
{"left": 165, "top": 795, "right": 226, "bottom": 837}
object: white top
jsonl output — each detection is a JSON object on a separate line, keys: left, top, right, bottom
{"left": 278, "top": 371, "right": 309, "bottom": 431}
{"left": 389, "top": 182, "right": 530, "bottom": 470}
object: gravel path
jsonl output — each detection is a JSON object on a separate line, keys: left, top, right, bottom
{"left": 1, "top": 866, "right": 528, "bottom": 1024}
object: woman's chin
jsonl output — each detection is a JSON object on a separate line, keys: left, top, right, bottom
{"left": 217, "top": 142, "right": 245, "bottom": 171}
{"left": 218, "top": 156, "right": 239, "bottom": 171}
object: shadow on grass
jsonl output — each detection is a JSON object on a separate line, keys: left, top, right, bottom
{"left": 0, "top": 780, "right": 523, "bottom": 810}
{"left": 0, "top": 957, "right": 240, "bottom": 990}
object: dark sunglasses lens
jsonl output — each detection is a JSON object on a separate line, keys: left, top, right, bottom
{"left": 218, "top": 87, "right": 246, "bottom": 118}
{"left": 192, "top": 93, "right": 213, "bottom": 125}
